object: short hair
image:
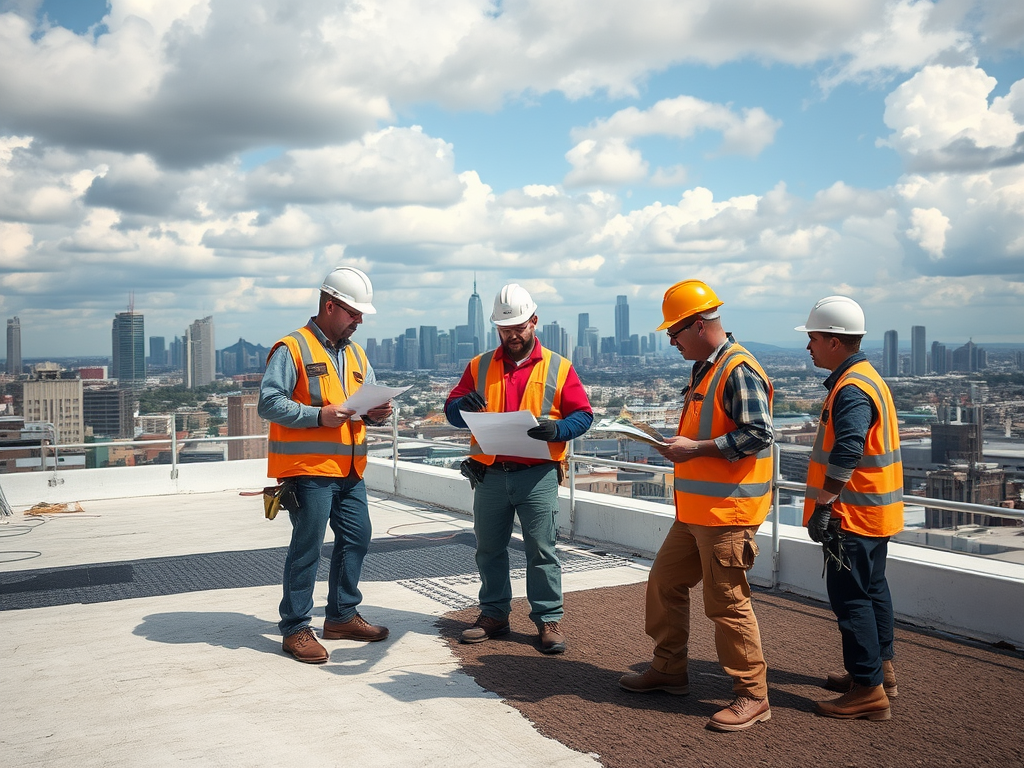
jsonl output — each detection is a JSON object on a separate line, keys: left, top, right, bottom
{"left": 318, "top": 291, "right": 332, "bottom": 312}
{"left": 822, "top": 332, "right": 862, "bottom": 351}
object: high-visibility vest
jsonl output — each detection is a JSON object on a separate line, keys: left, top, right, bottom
{"left": 267, "top": 326, "right": 368, "bottom": 480}
{"left": 467, "top": 346, "right": 572, "bottom": 465}
{"left": 803, "top": 360, "right": 904, "bottom": 537}
{"left": 673, "top": 344, "right": 774, "bottom": 526}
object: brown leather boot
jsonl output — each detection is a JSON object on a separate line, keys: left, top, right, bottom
{"left": 814, "top": 683, "right": 891, "bottom": 720}
{"left": 619, "top": 666, "right": 690, "bottom": 695}
{"left": 460, "top": 614, "right": 511, "bottom": 644}
{"left": 539, "top": 621, "right": 566, "bottom": 654}
{"left": 706, "top": 696, "right": 771, "bottom": 732}
{"left": 825, "top": 659, "right": 898, "bottom": 698}
{"left": 282, "top": 627, "right": 329, "bottom": 664}
{"left": 322, "top": 614, "right": 389, "bottom": 642}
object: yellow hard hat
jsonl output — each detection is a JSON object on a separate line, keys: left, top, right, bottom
{"left": 656, "top": 280, "right": 723, "bottom": 331}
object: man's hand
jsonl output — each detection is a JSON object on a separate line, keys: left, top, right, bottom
{"left": 807, "top": 501, "right": 835, "bottom": 544}
{"left": 319, "top": 403, "right": 357, "bottom": 428}
{"left": 527, "top": 419, "right": 560, "bottom": 442}
{"left": 657, "top": 435, "right": 703, "bottom": 463}
{"left": 364, "top": 401, "right": 393, "bottom": 426}
{"left": 459, "top": 391, "right": 486, "bottom": 412}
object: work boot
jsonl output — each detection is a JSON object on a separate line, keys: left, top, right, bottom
{"left": 460, "top": 614, "right": 511, "bottom": 644}
{"left": 322, "top": 614, "right": 389, "bottom": 642}
{"left": 619, "top": 666, "right": 690, "bottom": 695}
{"left": 825, "top": 659, "right": 898, "bottom": 698}
{"left": 539, "top": 621, "right": 566, "bottom": 654}
{"left": 814, "top": 683, "right": 891, "bottom": 720}
{"left": 706, "top": 696, "right": 771, "bottom": 732}
{"left": 282, "top": 627, "right": 329, "bottom": 664}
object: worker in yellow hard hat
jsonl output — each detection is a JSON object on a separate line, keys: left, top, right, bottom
{"left": 620, "top": 279, "right": 776, "bottom": 733}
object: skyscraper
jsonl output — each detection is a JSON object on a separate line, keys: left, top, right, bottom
{"left": 6, "top": 316, "right": 22, "bottom": 375}
{"left": 577, "top": 313, "right": 589, "bottom": 349}
{"left": 185, "top": 316, "right": 215, "bottom": 389}
{"left": 419, "top": 326, "right": 438, "bottom": 370}
{"left": 931, "top": 340, "right": 948, "bottom": 375}
{"left": 227, "top": 392, "right": 268, "bottom": 460}
{"left": 882, "top": 330, "right": 899, "bottom": 377}
{"left": 468, "top": 277, "right": 485, "bottom": 356}
{"left": 149, "top": 336, "right": 166, "bottom": 368}
{"left": 112, "top": 310, "right": 145, "bottom": 390}
{"left": 614, "top": 295, "right": 629, "bottom": 345}
{"left": 911, "top": 325, "right": 926, "bottom": 376}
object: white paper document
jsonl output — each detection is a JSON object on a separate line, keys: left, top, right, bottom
{"left": 460, "top": 409, "right": 553, "bottom": 460}
{"left": 592, "top": 418, "right": 670, "bottom": 447}
{"left": 341, "top": 383, "right": 412, "bottom": 419}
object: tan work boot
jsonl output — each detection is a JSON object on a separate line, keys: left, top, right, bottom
{"left": 282, "top": 626, "right": 329, "bottom": 664}
{"left": 460, "top": 614, "right": 511, "bottom": 644}
{"left": 814, "top": 683, "right": 891, "bottom": 720}
{"left": 707, "top": 696, "right": 771, "bottom": 732}
{"left": 619, "top": 666, "right": 690, "bottom": 695}
{"left": 825, "top": 659, "right": 898, "bottom": 698}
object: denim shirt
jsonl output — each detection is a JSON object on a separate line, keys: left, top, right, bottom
{"left": 257, "top": 319, "right": 377, "bottom": 429}
{"left": 821, "top": 351, "right": 877, "bottom": 483}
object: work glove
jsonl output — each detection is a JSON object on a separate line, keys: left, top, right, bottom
{"left": 527, "top": 418, "right": 560, "bottom": 442}
{"left": 807, "top": 501, "right": 834, "bottom": 544}
{"left": 459, "top": 391, "right": 487, "bottom": 412}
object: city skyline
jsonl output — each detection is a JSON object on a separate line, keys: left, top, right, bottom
{"left": 1, "top": 2, "right": 1023, "bottom": 356}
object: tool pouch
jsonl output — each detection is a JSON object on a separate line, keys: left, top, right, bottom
{"left": 263, "top": 479, "right": 298, "bottom": 520}
{"left": 459, "top": 459, "right": 486, "bottom": 490}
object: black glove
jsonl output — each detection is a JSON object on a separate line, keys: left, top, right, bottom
{"left": 459, "top": 391, "right": 486, "bottom": 412}
{"left": 527, "top": 419, "right": 560, "bottom": 442}
{"left": 807, "top": 501, "right": 834, "bottom": 544}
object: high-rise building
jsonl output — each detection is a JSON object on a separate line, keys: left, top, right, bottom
{"left": 6, "top": 317, "right": 22, "bottom": 375}
{"left": 227, "top": 392, "right": 268, "bottom": 460}
{"left": 911, "top": 325, "right": 926, "bottom": 376}
{"left": 577, "top": 313, "right": 589, "bottom": 349}
{"left": 23, "top": 369, "right": 84, "bottom": 446}
{"left": 185, "top": 316, "right": 215, "bottom": 389}
{"left": 419, "top": 326, "right": 438, "bottom": 369}
{"left": 169, "top": 336, "right": 184, "bottom": 370}
{"left": 615, "top": 295, "right": 630, "bottom": 345}
{"left": 149, "top": 336, "right": 166, "bottom": 369}
{"left": 931, "top": 341, "right": 948, "bottom": 375}
{"left": 83, "top": 385, "right": 134, "bottom": 439}
{"left": 468, "top": 277, "right": 485, "bottom": 356}
{"left": 112, "top": 311, "right": 145, "bottom": 390}
{"left": 882, "top": 330, "right": 899, "bottom": 377}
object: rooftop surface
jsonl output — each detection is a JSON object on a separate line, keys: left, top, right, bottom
{"left": 2, "top": 487, "right": 1022, "bottom": 767}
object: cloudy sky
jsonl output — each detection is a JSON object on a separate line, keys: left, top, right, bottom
{"left": 1, "top": 0, "right": 1023, "bottom": 359}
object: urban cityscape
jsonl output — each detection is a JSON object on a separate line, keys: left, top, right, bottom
{"left": 2, "top": 283, "right": 1023, "bottom": 562}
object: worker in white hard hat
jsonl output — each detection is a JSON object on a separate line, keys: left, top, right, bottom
{"left": 258, "top": 266, "right": 394, "bottom": 664}
{"left": 444, "top": 282, "right": 593, "bottom": 655}
{"left": 618, "top": 279, "right": 775, "bottom": 733}
{"left": 796, "top": 295, "right": 904, "bottom": 721}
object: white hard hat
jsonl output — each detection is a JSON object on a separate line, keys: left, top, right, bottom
{"left": 490, "top": 283, "right": 538, "bottom": 326}
{"left": 795, "top": 295, "right": 866, "bottom": 336}
{"left": 320, "top": 267, "right": 376, "bottom": 315}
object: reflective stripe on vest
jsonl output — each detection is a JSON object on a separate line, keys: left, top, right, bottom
{"left": 673, "top": 343, "right": 774, "bottom": 527}
{"left": 267, "top": 327, "right": 368, "bottom": 479}
{"left": 803, "top": 361, "right": 904, "bottom": 537}
{"left": 467, "top": 346, "right": 571, "bottom": 464}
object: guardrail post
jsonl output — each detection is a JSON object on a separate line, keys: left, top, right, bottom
{"left": 170, "top": 428, "right": 179, "bottom": 480}
{"left": 771, "top": 443, "right": 781, "bottom": 590}
{"left": 391, "top": 406, "right": 400, "bottom": 495}
{"left": 568, "top": 440, "right": 577, "bottom": 541}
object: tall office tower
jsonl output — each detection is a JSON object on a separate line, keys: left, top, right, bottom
{"left": 577, "top": 313, "right": 589, "bottom": 349}
{"left": 468, "top": 277, "right": 485, "bottom": 356}
{"left": 6, "top": 317, "right": 22, "bottom": 375}
{"left": 227, "top": 392, "right": 268, "bottom": 461}
{"left": 419, "top": 326, "right": 438, "bottom": 369}
{"left": 882, "top": 330, "right": 899, "bottom": 377}
{"left": 911, "top": 325, "right": 926, "bottom": 376}
{"left": 149, "top": 336, "right": 166, "bottom": 368}
{"left": 112, "top": 311, "right": 145, "bottom": 390}
{"left": 185, "top": 316, "right": 215, "bottom": 389}
{"left": 649, "top": 332, "right": 658, "bottom": 354}
{"left": 931, "top": 341, "right": 948, "bottom": 375}
{"left": 23, "top": 370, "right": 84, "bottom": 446}
{"left": 455, "top": 324, "right": 475, "bottom": 366}
{"left": 614, "top": 295, "right": 630, "bottom": 345}
{"left": 169, "top": 336, "right": 184, "bottom": 370}
{"left": 584, "top": 327, "right": 599, "bottom": 361}
{"left": 83, "top": 385, "right": 134, "bottom": 439}
{"left": 401, "top": 334, "right": 419, "bottom": 371}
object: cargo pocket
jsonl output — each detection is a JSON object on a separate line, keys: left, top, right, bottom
{"left": 711, "top": 533, "right": 759, "bottom": 584}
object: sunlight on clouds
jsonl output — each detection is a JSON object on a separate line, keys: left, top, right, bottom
{"left": 0, "top": 221, "right": 33, "bottom": 266}
{"left": 758, "top": 226, "right": 838, "bottom": 260}
{"left": 906, "top": 206, "right": 951, "bottom": 259}
{"left": 564, "top": 139, "right": 648, "bottom": 187}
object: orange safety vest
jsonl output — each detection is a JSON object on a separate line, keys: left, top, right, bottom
{"left": 673, "top": 343, "right": 774, "bottom": 526}
{"left": 803, "top": 360, "right": 904, "bottom": 537}
{"left": 267, "top": 326, "right": 368, "bottom": 480}
{"left": 467, "top": 346, "right": 572, "bottom": 465}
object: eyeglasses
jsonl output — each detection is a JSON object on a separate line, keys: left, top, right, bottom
{"left": 497, "top": 321, "right": 532, "bottom": 335}
{"left": 330, "top": 300, "right": 362, "bottom": 318}
{"left": 666, "top": 316, "right": 701, "bottom": 340}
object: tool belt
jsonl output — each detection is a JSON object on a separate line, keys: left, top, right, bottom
{"left": 239, "top": 480, "right": 299, "bottom": 520}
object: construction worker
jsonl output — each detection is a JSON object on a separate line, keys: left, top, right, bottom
{"left": 445, "top": 283, "right": 593, "bottom": 655}
{"left": 797, "top": 296, "right": 903, "bottom": 720}
{"left": 619, "top": 279, "right": 775, "bottom": 732}
{"left": 258, "top": 266, "right": 394, "bottom": 664}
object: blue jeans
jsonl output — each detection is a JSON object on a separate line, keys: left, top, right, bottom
{"left": 279, "top": 475, "right": 370, "bottom": 637}
{"left": 825, "top": 532, "right": 894, "bottom": 687}
{"left": 472, "top": 463, "right": 563, "bottom": 628}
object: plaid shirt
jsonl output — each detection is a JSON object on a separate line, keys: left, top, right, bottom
{"left": 683, "top": 336, "right": 775, "bottom": 463}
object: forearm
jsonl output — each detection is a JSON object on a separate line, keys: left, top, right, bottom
{"left": 718, "top": 364, "right": 774, "bottom": 462}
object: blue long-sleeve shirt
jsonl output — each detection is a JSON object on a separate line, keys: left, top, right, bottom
{"left": 820, "top": 351, "right": 876, "bottom": 484}
{"left": 257, "top": 319, "right": 377, "bottom": 428}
